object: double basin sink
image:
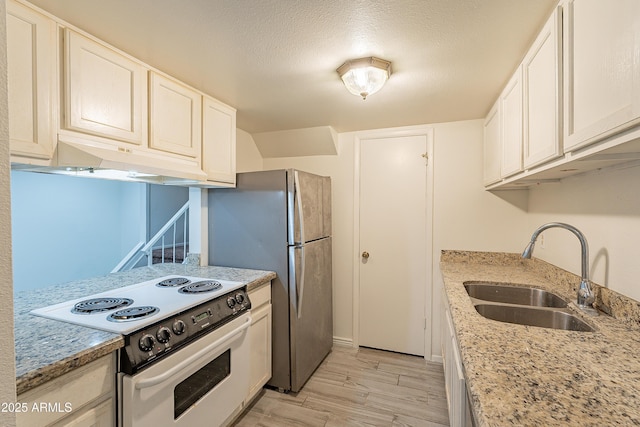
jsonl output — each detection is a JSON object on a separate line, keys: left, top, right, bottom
{"left": 464, "top": 282, "right": 594, "bottom": 332}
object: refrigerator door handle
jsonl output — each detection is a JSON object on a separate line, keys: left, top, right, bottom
{"left": 289, "top": 245, "right": 305, "bottom": 319}
{"left": 294, "top": 170, "right": 306, "bottom": 245}
{"left": 297, "top": 245, "right": 305, "bottom": 319}
{"left": 293, "top": 170, "right": 306, "bottom": 319}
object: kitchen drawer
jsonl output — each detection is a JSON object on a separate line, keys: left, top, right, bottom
{"left": 52, "top": 398, "right": 113, "bottom": 427}
{"left": 249, "top": 282, "right": 271, "bottom": 309}
{"left": 17, "top": 354, "right": 115, "bottom": 427}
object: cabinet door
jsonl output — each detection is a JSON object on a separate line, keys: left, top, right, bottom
{"left": 149, "top": 72, "right": 202, "bottom": 158}
{"left": 442, "top": 297, "right": 468, "bottom": 427}
{"left": 7, "top": 0, "right": 56, "bottom": 160}
{"left": 52, "top": 399, "right": 113, "bottom": 427}
{"left": 524, "top": 6, "right": 563, "bottom": 168}
{"left": 483, "top": 101, "right": 501, "bottom": 186}
{"left": 564, "top": 0, "right": 640, "bottom": 151}
{"left": 202, "top": 96, "right": 236, "bottom": 184}
{"left": 247, "top": 302, "right": 272, "bottom": 402}
{"left": 500, "top": 67, "right": 523, "bottom": 178}
{"left": 64, "top": 29, "right": 147, "bottom": 145}
{"left": 17, "top": 355, "right": 114, "bottom": 427}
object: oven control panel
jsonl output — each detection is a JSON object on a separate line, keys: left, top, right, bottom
{"left": 120, "top": 288, "right": 251, "bottom": 374}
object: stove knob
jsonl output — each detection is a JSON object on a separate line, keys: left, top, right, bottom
{"left": 227, "top": 296, "right": 236, "bottom": 308}
{"left": 235, "top": 293, "right": 245, "bottom": 304}
{"left": 139, "top": 334, "right": 155, "bottom": 352}
{"left": 172, "top": 320, "right": 186, "bottom": 335}
{"left": 156, "top": 327, "right": 171, "bottom": 343}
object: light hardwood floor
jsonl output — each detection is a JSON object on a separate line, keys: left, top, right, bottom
{"left": 233, "top": 346, "right": 450, "bottom": 427}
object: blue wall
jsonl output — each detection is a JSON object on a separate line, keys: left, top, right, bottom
{"left": 11, "top": 171, "right": 146, "bottom": 292}
{"left": 148, "top": 184, "right": 189, "bottom": 244}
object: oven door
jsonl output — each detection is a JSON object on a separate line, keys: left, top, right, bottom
{"left": 120, "top": 313, "right": 251, "bottom": 427}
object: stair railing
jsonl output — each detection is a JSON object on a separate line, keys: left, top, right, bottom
{"left": 113, "top": 201, "right": 189, "bottom": 272}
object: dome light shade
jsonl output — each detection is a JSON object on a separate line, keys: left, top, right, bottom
{"left": 337, "top": 57, "right": 392, "bottom": 100}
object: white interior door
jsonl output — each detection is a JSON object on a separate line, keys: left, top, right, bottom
{"left": 359, "top": 135, "right": 428, "bottom": 356}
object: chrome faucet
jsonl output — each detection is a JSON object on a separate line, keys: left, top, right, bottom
{"left": 522, "top": 222, "right": 598, "bottom": 315}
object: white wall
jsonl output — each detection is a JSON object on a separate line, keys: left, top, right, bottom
{"left": 263, "top": 119, "right": 530, "bottom": 359}
{"left": 147, "top": 184, "right": 189, "bottom": 244}
{"left": 11, "top": 172, "right": 146, "bottom": 292}
{"left": 0, "top": 0, "right": 18, "bottom": 421}
{"left": 236, "top": 129, "right": 263, "bottom": 172}
{"left": 430, "top": 120, "right": 529, "bottom": 357}
{"left": 526, "top": 161, "right": 640, "bottom": 301}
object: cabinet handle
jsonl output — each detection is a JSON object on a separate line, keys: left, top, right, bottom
{"left": 362, "top": 251, "right": 370, "bottom": 259}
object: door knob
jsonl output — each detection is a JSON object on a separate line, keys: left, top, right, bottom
{"left": 362, "top": 251, "right": 370, "bottom": 259}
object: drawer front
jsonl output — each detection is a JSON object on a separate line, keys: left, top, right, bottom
{"left": 17, "top": 355, "right": 114, "bottom": 427}
{"left": 249, "top": 283, "right": 271, "bottom": 309}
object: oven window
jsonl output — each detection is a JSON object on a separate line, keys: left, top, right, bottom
{"left": 174, "top": 349, "right": 231, "bottom": 419}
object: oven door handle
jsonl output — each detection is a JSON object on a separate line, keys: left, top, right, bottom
{"left": 134, "top": 315, "right": 252, "bottom": 390}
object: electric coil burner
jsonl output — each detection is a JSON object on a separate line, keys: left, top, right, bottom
{"left": 178, "top": 280, "right": 223, "bottom": 294}
{"left": 108, "top": 306, "right": 160, "bottom": 322}
{"left": 156, "top": 277, "right": 191, "bottom": 287}
{"left": 71, "top": 297, "right": 133, "bottom": 314}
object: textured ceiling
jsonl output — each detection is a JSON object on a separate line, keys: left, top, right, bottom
{"left": 26, "top": 0, "right": 557, "bottom": 134}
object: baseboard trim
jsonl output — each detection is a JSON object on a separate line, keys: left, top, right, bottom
{"left": 332, "top": 336, "right": 354, "bottom": 348}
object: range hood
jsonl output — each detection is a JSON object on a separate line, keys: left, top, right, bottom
{"left": 12, "top": 140, "right": 208, "bottom": 186}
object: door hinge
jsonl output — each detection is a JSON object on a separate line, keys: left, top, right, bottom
{"left": 424, "top": 318, "right": 427, "bottom": 330}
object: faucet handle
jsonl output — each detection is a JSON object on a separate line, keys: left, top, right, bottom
{"left": 577, "top": 279, "right": 598, "bottom": 315}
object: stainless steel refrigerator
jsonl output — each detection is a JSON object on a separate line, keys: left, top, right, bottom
{"left": 208, "top": 169, "right": 332, "bottom": 392}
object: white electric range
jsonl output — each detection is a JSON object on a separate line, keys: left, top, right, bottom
{"left": 31, "top": 274, "right": 253, "bottom": 426}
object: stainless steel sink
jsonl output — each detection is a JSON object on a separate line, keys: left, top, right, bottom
{"left": 464, "top": 282, "right": 567, "bottom": 308}
{"left": 463, "top": 281, "right": 594, "bottom": 332}
{"left": 473, "top": 304, "right": 595, "bottom": 332}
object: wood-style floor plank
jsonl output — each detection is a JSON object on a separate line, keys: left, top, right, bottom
{"left": 232, "top": 346, "right": 450, "bottom": 427}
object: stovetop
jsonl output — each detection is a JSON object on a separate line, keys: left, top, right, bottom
{"left": 30, "top": 275, "right": 244, "bottom": 334}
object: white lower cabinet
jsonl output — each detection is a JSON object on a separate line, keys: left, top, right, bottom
{"left": 442, "top": 295, "right": 472, "bottom": 427}
{"left": 52, "top": 399, "right": 112, "bottom": 427}
{"left": 17, "top": 354, "right": 115, "bottom": 427}
{"left": 246, "top": 282, "right": 272, "bottom": 404}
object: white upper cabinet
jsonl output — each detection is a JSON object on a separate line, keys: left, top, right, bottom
{"left": 483, "top": 100, "right": 501, "bottom": 186}
{"left": 7, "top": 1, "right": 237, "bottom": 186}
{"left": 202, "top": 96, "right": 236, "bottom": 184}
{"left": 63, "top": 28, "right": 147, "bottom": 146}
{"left": 563, "top": 0, "right": 640, "bottom": 151}
{"left": 149, "top": 72, "right": 202, "bottom": 158}
{"left": 7, "top": 0, "right": 56, "bottom": 161}
{"left": 500, "top": 66, "right": 523, "bottom": 178}
{"left": 523, "top": 6, "right": 563, "bottom": 168}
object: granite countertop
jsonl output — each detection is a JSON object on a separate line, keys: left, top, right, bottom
{"left": 440, "top": 251, "right": 640, "bottom": 426}
{"left": 14, "top": 264, "right": 275, "bottom": 395}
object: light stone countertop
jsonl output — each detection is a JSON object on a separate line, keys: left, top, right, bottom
{"left": 440, "top": 251, "right": 640, "bottom": 426}
{"left": 14, "top": 264, "right": 275, "bottom": 395}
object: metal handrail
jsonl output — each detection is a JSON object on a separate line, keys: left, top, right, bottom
{"left": 113, "top": 202, "right": 189, "bottom": 271}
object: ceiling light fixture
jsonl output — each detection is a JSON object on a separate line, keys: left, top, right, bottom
{"left": 337, "top": 56, "right": 392, "bottom": 100}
